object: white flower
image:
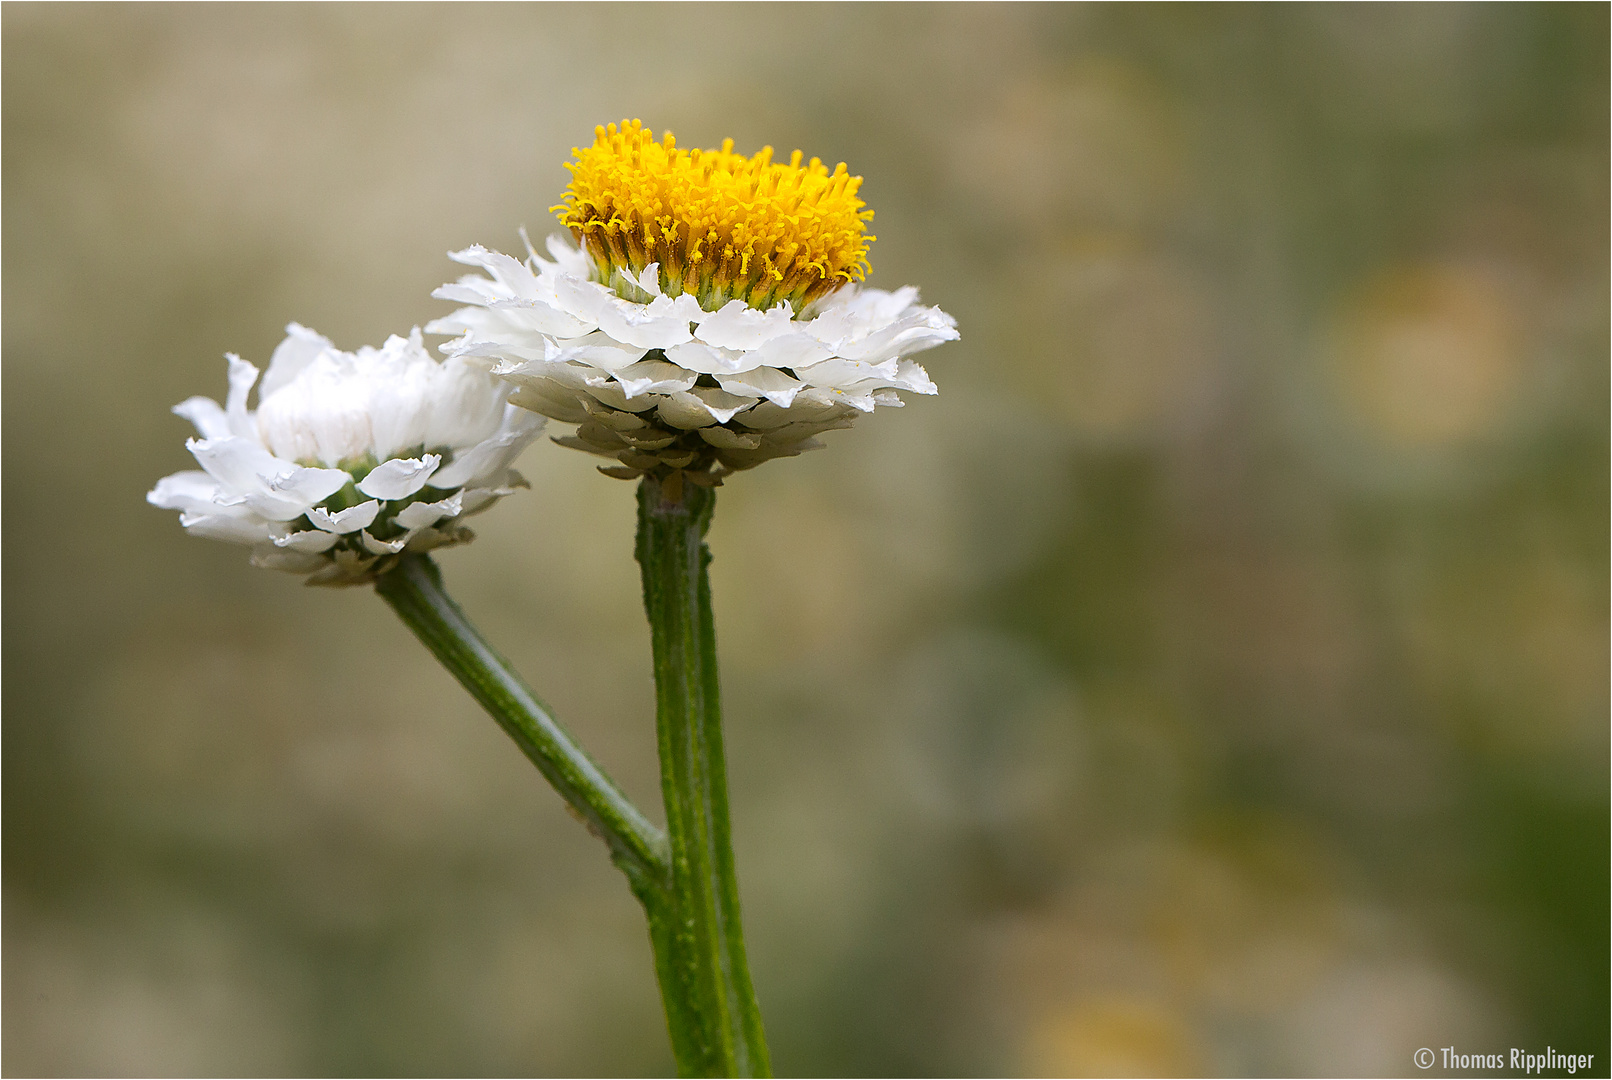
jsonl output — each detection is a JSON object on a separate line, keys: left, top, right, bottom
{"left": 148, "top": 324, "right": 543, "bottom": 585}
{"left": 426, "top": 121, "right": 957, "bottom": 487}
{"left": 427, "top": 236, "right": 956, "bottom": 481}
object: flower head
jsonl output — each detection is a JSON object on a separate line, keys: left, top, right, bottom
{"left": 148, "top": 324, "right": 543, "bottom": 585}
{"left": 429, "top": 120, "right": 957, "bottom": 492}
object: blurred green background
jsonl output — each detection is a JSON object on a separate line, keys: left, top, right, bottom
{"left": 5, "top": 4, "right": 1606, "bottom": 1076}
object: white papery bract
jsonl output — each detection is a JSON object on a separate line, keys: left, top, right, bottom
{"left": 148, "top": 324, "right": 543, "bottom": 585}
{"left": 427, "top": 235, "right": 958, "bottom": 484}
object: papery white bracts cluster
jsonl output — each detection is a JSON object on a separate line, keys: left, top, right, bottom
{"left": 427, "top": 235, "right": 958, "bottom": 483}
{"left": 147, "top": 325, "right": 543, "bottom": 585}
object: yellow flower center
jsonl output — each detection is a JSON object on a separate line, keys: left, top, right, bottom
{"left": 553, "top": 119, "right": 874, "bottom": 313}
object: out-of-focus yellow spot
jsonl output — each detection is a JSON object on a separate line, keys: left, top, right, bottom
{"left": 555, "top": 119, "right": 873, "bottom": 312}
{"left": 1328, "top": 264, "right": 1520, "bottom": 448}
{"left": 1023, "top": 995, "right": 1204, "bottom": 1078}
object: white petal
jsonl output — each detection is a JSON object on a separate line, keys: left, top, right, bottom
{"left": 605, "top": 359, "right": 699, "bottom": 399}
{"left": 655, "top": 386, "right": 756, "bottom": 429}
{"left": 737, "top": 398, "right": 856, "bottom": 430}
{"left": 475, "top": 295, "right": 593, "bottom": 339}
{"left": 254, "top": 353, "right": 380, "bottom": 465}
{"left": 753, "top": 414, "right": 858, "bottom": 447}
{"left": 826, "top": 379, "right": 914, "bottom": 407}
{"left": 429, "top": 311, "right": 536, "bottom": 350}
{"left": 693, "top": 300, "right": 796, "bottom": 351}
{"left": 172, "top": 397, "right": 231, "bottom": 439}
{"left": 301, "top": 549, "right": 379, "bottom": 584}
{"left": 260, "top": 323, "right": 335, "bottom": 398}
{"left": 455, "top": 488, "right": 500, "bottom": 515}
{"left": 429, "top": 408, "right": 543, "bottom": 488}
{"left": 552, "top": 273, "right": 611, "bottom": 324}
{"left": 698, "top": 426, "right": 763, "bottom": 450}
{"left": 507, "top": 380, "right": 592, "bottom": 424}
{"left": 401, "top": 525, "right": 461, "bottom": 553}
{"left": 357, "top": 454, "right": 441, "bottom": 500}
{"left": 850, "top": 322, "right": 959, "bottom": 365}
{"left": 490, "top": 353, "right": 583, "bottom": 383}
{"left": 663, "top": 340, "right": 751, "bottom": 375}
{"left": 178, "top": 511, "right": 272, "bottom": 545}
{"left": 544, "top": 233, "right": 593, "bottom": 277}
{"left": 794, "top": 357, "right": 898, "bottom": 390}
{"left": 713, "top": 367, "right": 805, "bottom": 407}
{"left": 747, "top": 332, "right": 835, "bottom": 371}
{"left": 434, "top": 247, "right": 596, "bottom": 337}
{"left": 582, "top": 380, "right": 660, "bottom": 413}
{"left": 794, "top": 385, "right": 878, "bottom": 413}
{"left": 596, "top": 293, "right": 701, "bottom": 350}
{"left": 187, "top": 436, "right": 348, "bottom": 520}
{"left": 804, "top": 288, "right": 952, "bottom": 363}
{"left": 545, "top": 332, "right": 648, "bottom": 373}
{"left": 359, "top": 530, "right": 408, "bottom": 555}
{"left": 579, "top": 398, "right": 651, "bottom": 430}
{"left": 460, "top": 470, "right": 528, "bottom": 507}
{"left": 444, "top": 245, "right": 533, "bottom": 296}
{"left": 433, "top": 282, "right": 502, "bottom": 306}
{"left": 423, "top": 359, "right": 506, "bottom": 449}
{"left": 272, "top": 528, "right": 340, "bottom": 553}
{"left": 713, "top": 440, "right": 818, "bottom": 470}
{"left": 264, "top": 463, "right": 355, "bottom": 509}
{"left": 393, "top": 490, "right": 464, "bottom": 530}
{"left": 361, "top": 330, "right": 437, "bottom": 458}
{"left": 654, "top": 392, "right": 719, "bottom": 429}
{"left": 686, "top": 385, "right": 758, "bottom": 423}
{"left": 147, "top": 470, "right": 224, "bottom": 514}
{"left": 803, "top": 359, "right": 935, "bottom": 398}
{"left": 306, "top": 500, "right": 380, "bottom": 534}
{"left": 223, "top": 354, "right": 260, "bottom": 439}
{"left": 888, "top": 358, "right": 938, "bottom": 395}
{"left": 621, "top": 262, "right": 664, "bottom": 299}
{"left": 831, "top": 307, "right": 959, "bottom": 363}
{"left": 811, "top": 286, "right": 919, "bottom": 340}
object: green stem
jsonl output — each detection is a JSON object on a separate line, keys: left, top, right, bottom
{"left": 636, "top": 476, "right": 772, "bottom": 1078}
{"left": 375, "top": 554, "right": 670, "bottom": 887}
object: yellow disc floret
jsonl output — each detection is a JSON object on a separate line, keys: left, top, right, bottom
{"left": 554, "top": 119, "right": 875, "bottom": 312}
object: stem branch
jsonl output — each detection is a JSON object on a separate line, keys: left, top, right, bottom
{"left": 376, "top": 554, "right": 669, "bottom": 886}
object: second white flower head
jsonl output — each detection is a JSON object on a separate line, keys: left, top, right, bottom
{"left": 148, "top": 324, "right": 543, "bottom": 585}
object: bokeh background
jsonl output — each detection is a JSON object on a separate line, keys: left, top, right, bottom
{"left": 5, "top": 4, "right": 1606, "bottom": 1076}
